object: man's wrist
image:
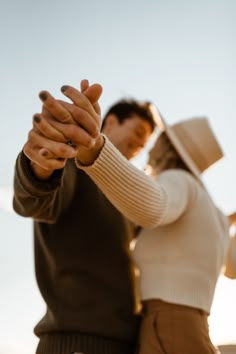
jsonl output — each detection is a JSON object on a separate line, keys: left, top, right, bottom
{"left": 30, "top": 162, "right": 54, "bottom": 181}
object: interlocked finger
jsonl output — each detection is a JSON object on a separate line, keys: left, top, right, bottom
{"left": 33, "top": 112, "right": 96, "bottom": 149}
{"left": 80, "top": 79, "right": 89, "bottom": 93}
{"left": 33, "top": 114, "right": 68, "bottom": 143}
{"left": 81, "top": 80, "right": 102, "bottom": 115}
{"left": 42, "top": 117, "right": 96, "bottom": 149}
{"left": 61, "top": 85, "right": 101, "bottom": 125}
{"left": 24, "top": 128, "right": 77, "bottom": 165}
{"left": 39, "top": 90, "right": 74, "bottom": 124}
{"left": 58, "top": 101, "right": 99, "bottom": 138}
{"left": 80, "top": 79, "right": 101, "bottom": 115}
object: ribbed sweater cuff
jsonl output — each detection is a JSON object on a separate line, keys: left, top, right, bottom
{"left": 16, "top": 151, "right": 63, "bottom": 196}
{"left": 36, "top": 332, "right": 135, "bottom": 354}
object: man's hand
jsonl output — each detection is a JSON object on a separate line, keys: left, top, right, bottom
{"left": 37, "top": 82, "right": 104, "bottom": 166}
{"left": 23, "top": 80, "right": 104, "bottom": 180}
{"left": 23, "top": 114, "right": 79, "bottom": 180}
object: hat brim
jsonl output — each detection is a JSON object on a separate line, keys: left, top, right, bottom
{"left": 149, "top": 104, "right": 202, "bottom": 183}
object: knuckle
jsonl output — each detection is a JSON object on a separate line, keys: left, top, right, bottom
{"left": 45, "top": 98, "right": 54, "bottom": 108}
{"left": 63, "top": 125, "right": 76, "bottom": 141}
{"left": 28, "top": 130, "right": 36, "bottom": 142}
{"left": 69, "top": 125, "right": 78, "bottom": 140}
{"left": 58, "top": 143, "right": 69, "bottom": 155}
{"left": 45, "top": 160, "right": 55, "bottom": 170}
{"left": 23, "top": 144, "right": 30, "bottom": 156}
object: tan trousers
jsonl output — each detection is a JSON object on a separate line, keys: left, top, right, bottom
{"left": 137, "top": 300, "right": 219, "bottom": 354}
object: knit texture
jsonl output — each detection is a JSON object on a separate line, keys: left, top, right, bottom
{"left": 13, "top": 151, "right": 140, "bottom": 354}
{"left": 77, "top": 135, "right": 169, "bottom": 228}
{"left": 79, "top": 136, "right": 230, "bottom": 313}
{"left": 36, "top": 333, "right": 135, "bottom": 354}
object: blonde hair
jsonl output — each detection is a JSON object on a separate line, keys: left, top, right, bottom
{"left": 147, "top": 132, "right": 190, "bottom": 176}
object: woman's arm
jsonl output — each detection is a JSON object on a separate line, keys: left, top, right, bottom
{"left": 78, "top": 136, "right": 192, "bottom": 228}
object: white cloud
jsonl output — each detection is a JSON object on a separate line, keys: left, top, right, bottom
{"left": 0, "top": 187, "right": 14, "bottom": 213}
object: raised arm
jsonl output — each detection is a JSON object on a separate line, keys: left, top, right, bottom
{"left": 38, "top": 85, "right": 192, "bottom": 228}
{"left": 13, "top": 81, "right": 103, "bottom": 222}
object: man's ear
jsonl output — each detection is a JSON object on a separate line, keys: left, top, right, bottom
{"left": 103, "top": 114, "right": 119, "bottom": 132}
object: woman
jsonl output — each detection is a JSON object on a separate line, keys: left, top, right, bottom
{"left": 76, "top": 105, "right": 236, "bottom": 354}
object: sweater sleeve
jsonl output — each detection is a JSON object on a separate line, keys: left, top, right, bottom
{"left": 13, "top": 151, "right": 65, "bottom": 223}
{"left": 77, "top": 136, "right": 194, "bottom": 228}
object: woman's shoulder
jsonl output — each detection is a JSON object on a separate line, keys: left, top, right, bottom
{"left": 157, "top": 168, "right": 199, "bottom": 185}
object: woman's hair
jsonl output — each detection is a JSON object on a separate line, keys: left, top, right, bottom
{"left": 147, "top": 132, "right": 190, "bottom": 176}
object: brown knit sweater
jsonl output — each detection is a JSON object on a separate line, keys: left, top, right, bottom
{"left": 13, "top": 152, "right": 140, "bottom": 354}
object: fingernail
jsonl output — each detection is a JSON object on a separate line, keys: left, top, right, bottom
{"left": 66, "top": 140, "right": 73, "bottom": 147}
{"left": 34, "top": 115, "right": 41, "bottom": 123}
{"left": 41, "top": 150, "right": 49, "bottom": 156}
{"left": 61, "top": 85, "right": 69, "bottom": 93}
{"left": 39, "top": 92, "right": 47, "bottom": 101}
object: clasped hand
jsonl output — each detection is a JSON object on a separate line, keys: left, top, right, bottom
{"left": 23, "top": 80, "right": 104, "bottom": 180}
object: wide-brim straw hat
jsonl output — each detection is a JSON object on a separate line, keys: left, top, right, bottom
{"left": 149, "top": 104, "right": 224, "bottom": 183}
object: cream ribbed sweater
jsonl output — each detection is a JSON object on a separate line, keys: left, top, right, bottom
{"left": 78, "top": 136, "right": 230, "bottom": 313}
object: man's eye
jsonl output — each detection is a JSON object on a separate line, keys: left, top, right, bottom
{"left": 135, "top": 131, "right": 142, "bottom": 138}
{"left": 128, "top": 143, "right": 134, "bottom": 149}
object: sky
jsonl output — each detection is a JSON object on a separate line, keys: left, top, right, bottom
{"left": 0, "top": 0, "right": 236, "bottom": 353}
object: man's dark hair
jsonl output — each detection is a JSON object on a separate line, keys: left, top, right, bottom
{"left": 101, "top": 99, "right": 156, "bottom": 131}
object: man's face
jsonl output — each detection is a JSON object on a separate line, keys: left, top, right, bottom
{"left": 103, "top": 114, "right": 153, "bottom": 160}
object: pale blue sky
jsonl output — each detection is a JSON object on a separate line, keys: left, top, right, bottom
{"left": 0, "top": 1, "right": 236, "bottom": 353}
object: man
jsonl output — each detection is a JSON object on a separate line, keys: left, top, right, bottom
{"left": 13, "top": 80, "right": 156, "bottom": 354}
{"left": 32, "top": 83, "right": 236, "bottom": 354}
